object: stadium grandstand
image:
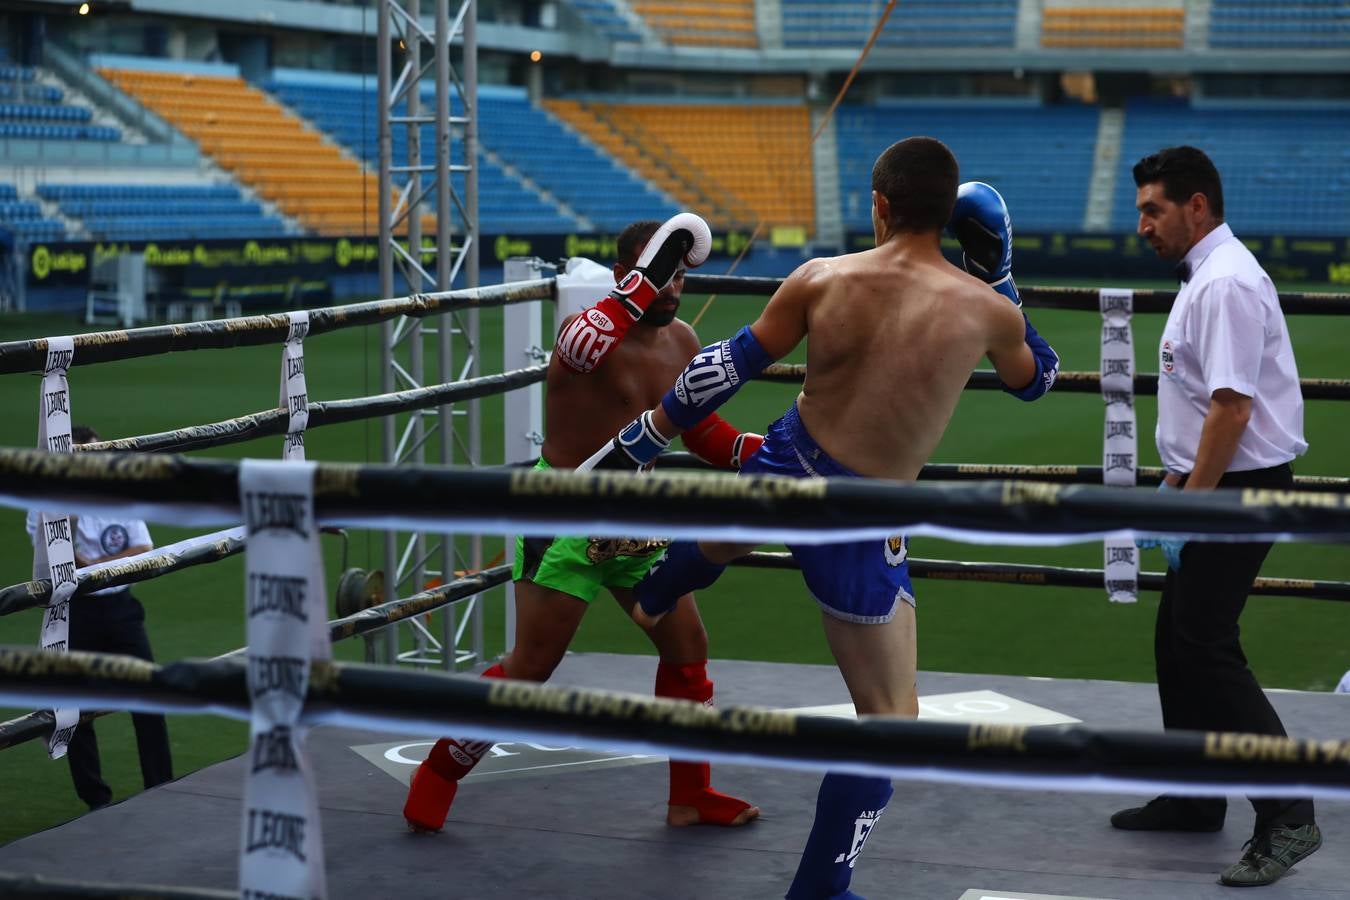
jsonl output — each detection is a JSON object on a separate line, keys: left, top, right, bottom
{"left": 2, "top": 4, "right": 1349, "bottom": 899}
{"left": 1, "top": 0, "right": 1347, "bottom": 313}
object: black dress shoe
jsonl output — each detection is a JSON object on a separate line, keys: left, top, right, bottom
{"left": 1111, "top": 796, "right": 1225, "bottom": 832}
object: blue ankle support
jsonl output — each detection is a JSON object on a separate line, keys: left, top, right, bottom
{"left": 785, "top": 773, "right": 893, "bottom": 900}
{"left": 634, "top": 541, "right": 726, "bottom": 619}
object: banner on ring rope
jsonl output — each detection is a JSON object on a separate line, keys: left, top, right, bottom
{"left": 280, "top": 312, "right": 309, "bottom": 461}
{"left": 239, "top": 460, "right": 328, "bottom": 900}
{"left": 32, "top": 336, "right": 78, "bottom": 759}
{"left": 0, "top": 647, "right": 1348, "bottom": 799}
{"left": 1100, "top": 289, "right": 1138, "bottom": 603}
{"left": 4, "top": 449, "right": 1350, "bottom": 545}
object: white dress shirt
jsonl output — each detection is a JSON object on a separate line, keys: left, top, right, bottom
{"left": 1155, "top": 223, "right": 1308, "bottom": 473}
{"left": 26, "top": 511, "right": 153, "bottom": 597}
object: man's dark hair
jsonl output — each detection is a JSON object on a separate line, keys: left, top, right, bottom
{"left": 71, "top": 424, "right": 99, "bottom": 445}
{"left": 1132, "top": 145, "right": 1225, "bottom": 221}
{"left": 616, "top": 220, "right": 661, "bottom": 267}
{"left": 871, "top": 137, "right": 959, "bottom": 234}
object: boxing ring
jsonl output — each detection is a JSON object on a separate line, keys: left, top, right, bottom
{"left": 0, "top": 273, "right": 1348, "bottom": 899}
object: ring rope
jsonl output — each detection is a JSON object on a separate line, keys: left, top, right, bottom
{"left": 0, "top": 529, "right": 245, "bottom": 616}
{"left": 77, "top": 365, "right": 547, "bottom": 455}
{"left": 9, "top": 527, "right": 1342, "bottom": 632}
{"left": 1, "top": 448, "right": 1347, "bottom": 545}
{"left": 0, "top": 279, "right": 554, "bottom": 375}
{"left": 0, "top": 872, "right": 235, "bottom": 900}
{"left": 657, "top": 452, "right": 1350, "bottom": 491}
{"left": 0, "top": 564, "right": 513, "bottom": 750}
{"left": 734, "top": 552, "right": 1350, "bottom": 602}
{"left": 683, "top": 274, "right": 1350, "bottom": 315}
{"left": 759, "top": 364, "right": 1350, "bottom": 400}
{"left": 1, "top": 645, "right": 1347, "bottom": 799}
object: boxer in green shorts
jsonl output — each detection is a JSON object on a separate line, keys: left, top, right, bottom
{"left": 513, "top": 458, "right": 670, "bottom": 599}
{"left": 404, "top": 216, "right": 765, "bottom": 836}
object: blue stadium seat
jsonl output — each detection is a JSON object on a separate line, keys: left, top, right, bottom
{"left": 1209, "top": 1, "right": 1349, "bottom": 49}
{"left": 266, "top": 77, "right": 676, "bottom": 232}
{"left": 834, "top": 104, "right": 1099, "bottom": 231}
{"left": 0, "top": 184, "right": 68, "bottom": 243}
{"left": 560, "top": 0, "right": 645, "bottom": 43}
{"left": 782, "top": 0, "right": 1017, "bottom": 48}
{"left": 40, "top": 182, "right": 289, "bottom": 241}
{"left": 1113, "top": 101, "right": 1350, "bottom": 235}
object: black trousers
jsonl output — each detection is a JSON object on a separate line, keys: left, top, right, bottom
{"left": 66, "top": 590, "right": 173, "bottom": 809}
{"left": 1156, "top": 463, "right": 1314, "bottom": 828}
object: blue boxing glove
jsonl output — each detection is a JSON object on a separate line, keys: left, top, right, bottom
{"left": 577, "top": 410, "right": 668, "bottom": 472}
{"left": 947, "top": 181, "right": 1020, "bottom": 307}
{"left": 948, "top": 182, "right": 1059, "bottom": 401}
{"left": 1006, "top": 313, "right": 1060, "bottom": 402}
{"left": 1138, "top": 481, "right": 1187, "bottom": 571}
{"left": 661, "top": 325, "right": 774, "bottom": 430}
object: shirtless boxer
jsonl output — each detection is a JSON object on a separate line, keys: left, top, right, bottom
{"left": 402, "top": 214, "right": 760, "bottom": 833}
{"left": 584, "top": 138, "right": 1059, "bottom": 898}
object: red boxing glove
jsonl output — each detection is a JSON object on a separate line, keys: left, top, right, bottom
{"left": 683, "top": 413, "right": 763, "bottom": 469}
{"left": 555, "top": 213, "right": 711, "bottom": 374}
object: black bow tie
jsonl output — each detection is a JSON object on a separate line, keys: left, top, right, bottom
{"left": 1174, "top": 261, "right": 1191, "bottom": 284}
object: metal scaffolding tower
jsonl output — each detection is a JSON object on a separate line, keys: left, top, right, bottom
{"left": 377, "top": 0, "right": 482, "bottom": 670}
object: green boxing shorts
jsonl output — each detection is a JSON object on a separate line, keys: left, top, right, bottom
{"left": 512, "top": 459, "right": 669, "bottom": 603}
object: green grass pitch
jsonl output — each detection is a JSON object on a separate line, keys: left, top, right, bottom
{"left": 0, "top": 281, "right": 1346, "bottom": 844}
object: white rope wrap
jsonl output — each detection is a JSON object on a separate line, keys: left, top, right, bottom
{"left": 34, "top": 335, "right": 79, "bottom": 758}
{"left": 239, "top": 460, "right": 329, "bottom": 900}
{"left": 1100, "top": 289, "right": 1139, "bottom": 603}
{"left": 280, "top": 312, "right": 310, "bottom": 462}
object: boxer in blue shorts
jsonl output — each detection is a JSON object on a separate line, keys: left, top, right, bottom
{"left": 738, "top": 402, "right": 914, "bottom": 624}
{"left": 586, "top": 138, "right": 1059, "bottom": 899}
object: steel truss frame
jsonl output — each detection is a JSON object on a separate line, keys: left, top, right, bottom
{"left": 377, "top": 0, "right": 482, "bottom": 670}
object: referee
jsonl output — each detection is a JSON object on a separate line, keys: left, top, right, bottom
{"left": 26, "top": 424, "right": 174, "bottom": 810}
{"left": 1110, "top": 146, "right": 1321, "bottom": 886}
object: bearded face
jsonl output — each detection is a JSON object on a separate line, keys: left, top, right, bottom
{"left": 617, "top": 240, "right": 684, "bottom": 328}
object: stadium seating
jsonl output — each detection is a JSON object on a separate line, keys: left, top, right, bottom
{"left": 38, "top": 183, "right": 287, "bottom": 241}
{"left": 0, "top": 183, "right": 66, "bottom": 243}
{"left": 552, "top": 101, "right": 813, "bottom": 232}
{"left": 1041, "top": 6, "right": 1185, "bottom": 49}
{"left": 102, "top": 67, "right": 396, "bottom": 236}
{"left": 1209, "top": 1, "right": 1350, "bottom": 50}
{"left": 477, "top": 93, "right": 677, "bottom": 230}
{"left": 562, "top": 0, "right": 644, "bottom": 43}
{"left": 1113, "top": 100, "right": 1350, "bottom": 235}
{"left": 632, "top": 1, "right": 758, "bottom": 48}
{"left": 0, "top": 64, "right": 119, "bottom": 141}
{"left": 267, "top": 76, "right": 675, "bottom": 232}
{"left": 781, "top": 1, "right": 1017, "bottom": 48}
{"left": 834, "top": 104, "right": 1100, "bottom": 232}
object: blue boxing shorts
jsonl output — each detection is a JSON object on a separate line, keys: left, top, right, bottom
{"left": 739, "top": 403, "right": 915, "bottom": 623}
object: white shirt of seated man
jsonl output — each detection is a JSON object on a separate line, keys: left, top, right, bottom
{"left": 26, "top": 511, "right": 153, "bottom": 597}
